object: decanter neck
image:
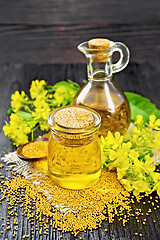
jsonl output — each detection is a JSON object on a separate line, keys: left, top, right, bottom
{"left": 87, "top": 58, "right": 112, "bottom": 81}
{"left": 78, "top": 40, "right": 130, "bottom": 81}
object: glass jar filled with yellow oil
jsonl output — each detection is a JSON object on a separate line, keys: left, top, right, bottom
{"left": 47, "top": 105, "right": 101, "bottom": 189}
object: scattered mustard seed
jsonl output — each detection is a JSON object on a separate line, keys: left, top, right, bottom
{"left": 12, "top": 233, "right": 16, "bottom": 237}
{"left": 0, "top": 163, "right": 159, "bottom": 236}
{"left": 0, "top": 164, "right": 4, "bottom": 168}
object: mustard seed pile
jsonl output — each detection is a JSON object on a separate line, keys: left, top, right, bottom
{"left": 22, "top": 141, "right": 48, "bottom": 158}
{"left": 54, "top": 107, "right": 94, "bottom": 129}
{"left": 0, "top": 168, "right": 131, "bottom": 236}
{"left": 0, "top": 162, "right": 159, "bottom": 238}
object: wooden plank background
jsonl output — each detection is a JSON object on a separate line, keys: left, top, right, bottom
{"left": 0, "top": 0, "right": 160, "bottom": 64}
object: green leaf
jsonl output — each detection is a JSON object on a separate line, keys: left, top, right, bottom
{"left": 52, "top": 80, "right": 80, "bottom": 91}
{"left": 125, "top": 92, "right": 160, "bottom": 123}
{"left": 7, "top": 108, "right": 15, "bottom": 115}
{"left": 82, "top": 79, "right": 87, "bottom": 84}
{"left": 67, "top": 80, "right": 81, "bottom": 89}
{"left": 16, "top": 111, "right": 33, "bottom": 119}
{"left": 138, "top": 150, "right": 154, "bottom": 162}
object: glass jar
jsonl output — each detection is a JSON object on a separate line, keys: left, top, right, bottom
{"left": 72, "top": 39, "right": 130, "bottom": 136}
{"left": 47, "top": 105, "right": 101, "bottom": 189}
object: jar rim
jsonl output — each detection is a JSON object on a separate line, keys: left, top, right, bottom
{"left": 48, "top": 105, "right": 101, "bottom": 135}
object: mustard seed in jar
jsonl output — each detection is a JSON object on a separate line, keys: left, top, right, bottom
{"left": 47, "top": 105, "right": 101, "bottom": 189}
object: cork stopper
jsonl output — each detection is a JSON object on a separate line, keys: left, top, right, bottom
{"left": 54, "top": 107, "right": 94, "bottom": 129}
{"left": 88, "top": 38, "right": 110, "bottom": 49}
{"left": 88, "top": 38, "right": 110, "bottom": 62}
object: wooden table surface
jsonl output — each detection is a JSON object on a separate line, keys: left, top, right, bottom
{"left": 0, "top": 62, "right": 160, "bottom": 240}
{"left": 0, "top": 0, "right": 160, "bottom": 239}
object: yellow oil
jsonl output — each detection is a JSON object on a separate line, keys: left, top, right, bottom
{"left": 48, "top": 135, "right": 101, "bottom": 189}
{"left": 92, "top": 99, "right": 130, "bottom": 136}
{"left": 73, "top": 84, "right": 130, "bottom": 136}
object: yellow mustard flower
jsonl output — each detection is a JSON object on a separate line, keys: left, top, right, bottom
{"left": 148, "top": 115, "right": 160, "bottom": 130}
{"left": 3, "top": 114, "right": 34, "bottom": 146}
{"left": 11, "top": 91, "right": 29, "bottom": 112}
{"left": 30, "top": 80, "right": 47, "bottom": 99}
{"left": 135, "top": 115, "right": 143, "bottom": 126}
{"left": 132, "top": 179, "right": 151, "bottom": 195}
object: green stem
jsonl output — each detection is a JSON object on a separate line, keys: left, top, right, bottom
{"left": 134, "top": 147, "right": 152, "bottom": 151}
{"left": 24, "top": 100, "right": 34, "bottom": 105}
{"left": 45, "top": 99, "right": 55, "bottom": 103}
{"left": 46, "top": 88, "right": 55, "bottom": 93}
{"left": 24, "top": 105, "right": 32, "bottom": 113}
{"left": 31, "top": 124, "right": 40, "bottom": 140}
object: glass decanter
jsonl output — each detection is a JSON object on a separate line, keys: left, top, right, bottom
{"left": 72, "top": 39, "right": 131, "bottom": 137}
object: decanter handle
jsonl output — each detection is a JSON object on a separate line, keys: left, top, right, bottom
{"left": 112, "top": 42, "right": 130, "bottom": 74}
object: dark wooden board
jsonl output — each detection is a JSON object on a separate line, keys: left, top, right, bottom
{"left": 0, "top": 24, "right": 160, "bottom": 64}
{"left": 0, "top": 0, "right": 160, "bottom": 64}
{"left": 0, "top": 0, "right": 160, "bottom": 25}
{"left": 0, "top": 62, "right": 160, "bottom": 239}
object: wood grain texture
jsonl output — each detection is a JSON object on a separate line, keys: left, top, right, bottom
{"left": 0, "top": 24, "right": 160, "bottom": 64}
{"left": 0, "top": 0, "right": 160, "bottom": 25}
{"left": 0, "top": 62, "right": 160, "bottom": 239}
{"left": 0, "top": 0, "right": 160, "bottom": 64}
